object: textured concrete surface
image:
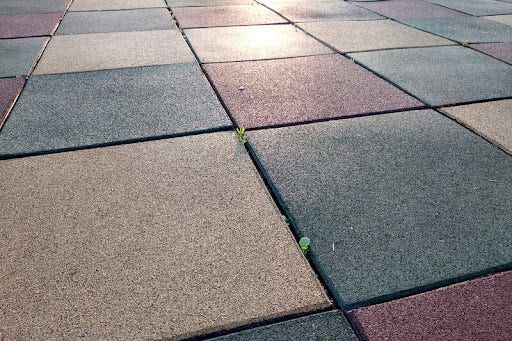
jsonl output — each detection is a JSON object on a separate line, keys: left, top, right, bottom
{"left": 356, "top": 0, "right": 466, "bottom": 19}
{"left": 470, "top": 42, "right": 512, "bottom": 64}
{"left": 300, "top": 20, "right": 453, "bottom": 53}
{"left": 0, "top": 0, "right": 70, "bottom": 14}
{"left": 0, "top": 64, "right": 230, "bottom": 157}
{"left": 204, "top": 54, "right": 422, "bottom": 128}
{"left": 350, "top": 46, "right": 512, "bottom": 106}
{"left": 266, "top": 1, "right": 383, "bottom": 22}
{"left": 33, "top": 30, "right": 195, "bottom": 75}
{"left": 483, "top": 14, "right": 512, "bottom": 25}
{"left": 248, "top": 109, "right": 512, "bottom": 307}
{"left": 167, "top": 0, "right": 252, "bottom": 7}
{"left": 70, "top": 0, "right": 166, "bottom": 11}
{"left": 185, "top": 24, "right": 332, "bottom": 63}
{"left": 0, "top": 13, "right": 63, "bottom": 38}
{"left": 426, "top": 0, "right": 512, "bottom": 16}
{"left": 0, "top": 37, "right": 48, "bottom": 77}
{"left": 0, "top": 77, "right": 24, "bottom": 128}
{"left": 0, "top": 133, "right": 330, "bottom": 340}
{"left": 349, "top": 271, "right": 512, "bottom": 340}
{"left": 440, "top": 99, "right": 512, "bottom": 154}
{"left": 173, "top": 4, "right": 286, "bottom": 28}
{"left": 212, "top": 311, "right": 358, "bottom": 341}
{"left": 57, "top": 9, "right": 176, "bottom": 35}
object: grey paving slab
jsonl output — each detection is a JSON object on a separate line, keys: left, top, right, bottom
{"left": 70, "top": 0, "right": 166, "bottom": 11}
{"left": 400, "top": 16, "right": 512, "bottom": 43}
{"left": 33, "top": 30, "right": 194, "bottom": 75}
{"left": 426, "top": 0, "right": 512, "bottom": 16}
{"left": 0, "top": 0, "right": 71, "bottom": 15}
{"left": 470, "top": 42, "right": 512, "bottom": 64}
{"left": 0, "top": 13, "right": 63, "bottom": 38}
{"left": 299, "top": 20, "right": 453, "bottom": 53}
{"left": 356, "top": 0, "right": 466, "bottom": 19}
{"left": 57, "top": 9, "right": 176, "bottom": 35}
{"left": 173, "top": 4, "right": 286, "bottom": 28}
{"left": 0, "top": 37, "right": 48, "bottom": 77}
{"left": 349, "top": 46, "right": 512, "bottom": 106}
{"left": 440, "top": 99, "right": 512, "bottom": 154}
{"left": 167, "top": 0, "right": 253, "bottom": 7}
{"left": 247, "top": 109, "right": 512, "bottom": 308}
{"left": 0, "top": 77, "right": 24, "bottom": 128}
{"left": 0, "top": 64, "right": 230, "bottom": 157}
{"left": 185, "top": 24, "right": 332, "bottom": 63}
{"left": 0, "top": 133, "right": 330, "bottom": 340}
{"left": 483, "top": 14, "right": 512, "bottom": 25}
{"left": 212, "top": 311, "right": 357, "bottom": 341}
{"left": 266, "top": 1, "right": 383, "bottom": 22}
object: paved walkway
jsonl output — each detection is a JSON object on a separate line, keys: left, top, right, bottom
{"left": 1, "top": 0, "right": 511, "bottom": 340}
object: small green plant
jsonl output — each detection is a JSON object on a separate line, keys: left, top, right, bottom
{"left": 235, "top": 127, "right": 248, "bottom": 144}
{"left": 299, "top": 237, "right": 311, "bottom": 255}
{"left": 460, "top": 41, "right": 469, "bottom": 47}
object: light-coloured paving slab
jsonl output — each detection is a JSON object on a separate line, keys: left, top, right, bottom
{"left": 0, "top": 0, "right": 71, "bottom": 15}
{"left": 483, "top": 14, "right": 512, "bottom": 25}
{"left": 0, "top": 37, "right": 48, "bottom": 77}
{"left": 57, "top": 9, "right": 176, "bottom": 35}
{"left": 185, "top": 24, "right": 332, "bottom": 63}
{"left": 440, "top": 99, "right": 512, "bottom": 154}
{"left": 299, "top": 20, "right": 453, "bottom": 53}
{"left": 356, "top": 0, "right": 466, "bottom": 19}
{"left": 33, "top": 30, "right": 195, "bottom": 75}
{"left": 167, "top": 0, "right": 253, "bottom": 7}
{"left": 0, "top": 133, "right": 330, "bottom": 340}
{"left": 70, "top": 0, "right": 166, "bottom": 11}
{"left": 426, "top": 0, "right": 512, "bottom": 16}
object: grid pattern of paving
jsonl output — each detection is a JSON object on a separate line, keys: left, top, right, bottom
{"left": 1, "top": 0, "right": 511, "bottom": 339}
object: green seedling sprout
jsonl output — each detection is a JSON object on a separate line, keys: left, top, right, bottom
{"left": 460, "top": 41, "right": 469, "bottom": 47}
{"left": 299, "top": 237, "right": 311, "bottom": 255}
{"left": 235, "top": 127, "right": 248, "bottom": 144}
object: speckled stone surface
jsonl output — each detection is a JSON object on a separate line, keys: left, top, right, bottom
{"left": 299, "top": 20, "right": 453, "bottom": 53}
{"left": 212, "top": 311, "right": 358, "bottom": 341}
{"left": 0, "top": 0, "right": 70, "bottom": 14}
{"left": 440, "top": 99, "right": 512, "bottom": 154}
{"left": 483, "top": 14, "right": 512, "bottom": 26}
{"left": 356, "top": 0, "right": 466, "bottom": 19}
{"left": 266, "top": 1, "right": 383, "bottom": 22}
{"left": 426, "top": 0, "right": 512, "bottom": 16}
{"left": 0, "top": 13, "right": 63, "bottom": 38}
{"left": 185, "top": 24, "right": 332, "bottom": 63}
{"left": 57, "top": 9, "right": 176, "bottom": 35}
{"left": 173, "top": 4, "right": 286, "bottom": 28}
{"left": 0, "top": 64, "right": 230, "bottom": 157}
{"left": 0, "top": 77, "right": 24, "bottom": 128}
{"left": 33, "top": 30, "right": 194, "bottom": 75}
{"left": 70, "top": 0, "right": 166, "bottom": 11}
{"left": 350, "top": 46, "right": 512, "bottom": 106}
{"left": 0, "top": 37, "right": 48, "bottom": 77}
{"left": 204, "top": 54, "right": 423, "bottom": 128}
{"left": 470, "top": 42, "right": 512, "bottom": 64}
{"left": 247, "top": 109, "right": 512, "bottom": 308}
{"left": 349, "top": 271, "right": 512, "bottom": 340}
{"left": 167, "top": 0, "right": 252, "bottom": 7}
{"left": 0, "top": 133, "right": 330, "bottom": 340}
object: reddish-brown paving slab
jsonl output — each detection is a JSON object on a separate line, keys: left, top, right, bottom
{"left": 0, "top": 77, "right": 25, "bottom": 128}
{"left": 348, "top": 271, "right": 512, "bottom": 341}
{"left": 470, "top": 43, "right": 512, "bottom": 65}
{"left": 173, "top": 4, "right": 286, "bottom": 28}
{"left": 0, "top": 13, "right": 63, "bottom": 38}
{"left": 203, "top": 54, "right": 423, "bottom": 128}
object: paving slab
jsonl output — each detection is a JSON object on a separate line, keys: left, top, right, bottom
{"left": 33, "top": 30, "right": 194, "bottom": 75}
{"left": 185, "top": 24, "right": 332, "bottom": 63}
{"left": 0, "top": 77, "right": 24, "bottom": 128}
{"left": 470, "top": 42, "right": 512, "bottom": 64}
{"left": 173, "top": 4, "right": 286, "bottom": 28}
{"left": 247, "top": 109, "right": 512, "bottom": 308}
{"left": 204, "top": 54, "right": 423, "bottom": 128}
{"left": 349, "top": 271, "right": 512, "bottom": 340}
{"left": 57, "top": 9, "right": 176, "bottom": 35}
{"left": 299, "top": 20, "right": 453, "bottom": 53}
{"left": 0, "top": 133, "right": 330, "bottom": 340}
{"left": 483, "top": 14, "right": 512, "bottom": 25}
{"left": 0, "top": 0, "right": 70, "bottom": 15}
{"left": 426, "top": 0, "right": 512, "bottom": 16}
{"left": 355, "top": 0, "right": 466, "bottom": 19}
{"left": 349, "top": 46, "right": 512, "bottom": 106}
{"left": 167, "top": 0, "right": 253, "bottom": 7}
{"left": 0, "top": 37, "right": 48, "bottom": 77}
{"left": 0, "top": 64, "right": 230, "bottom": 157}
{"left": 266, "top": 1, "right": 383, "bottom": 22}
{"left": 69, "top": 0, "right": 166, "bottom": 11}
{"left": 212, "top": 311, "right": 358, "bottom": 341}
{"left": 0, "top": 13, "right": 63, "bottom": 38}
{"left": 440, "top": 99, "right": 512, "bottom": 154}
{"left": 400, "top": 16, "right": 512, "bottom": 43}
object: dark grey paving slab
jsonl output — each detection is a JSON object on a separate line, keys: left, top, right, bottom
{"left": 426, "top": 0, "right": 512, "bottom": 16}
{"left": 483, "top": 14, "right": 512, "bottom": 25}
{"left": 0, "top": 133, "right": 330, "bottom": 339}
{"left": 349, "top": 46, "right": 512, "bottom": 106}
{"left": 70, "top": 0, "right": 166, "bottom": 11}
{"left": 211, "top": 311, "right": 357, "bottom": 341}
{"left": 0, "top": 64, "right": 230, "bottom": 157}
{"left": 0, "top": 0, "right": 70, "bottom": 15}
{"left": 167, "top": 0, "right": 253, "bottom": 7}
{"left": 247, "top": 109, "right": 512, "bottom": 308}
{"left": 470, "top": 42, "right": 512, "bottom": 64}
{"left": 0, "top": 13, "right": 63, "bottom": 38}
{"left": 0, "top": 77, "right": 24, "bottom": 128}
{"left": 0, "top": 37, "right": 48, "bottom": 77}
{"left": 356, "top": 0, "right": 466, "bottom": 19}
{"left": 57, "top": 9, "right": 176, "bottom": 35}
